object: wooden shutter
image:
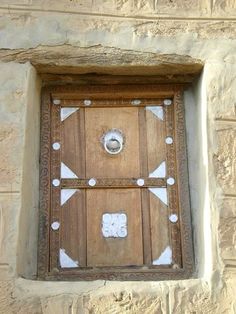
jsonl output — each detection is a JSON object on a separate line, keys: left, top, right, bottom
{"left": 38, "top": 84, "right": 194, "bottom": 280}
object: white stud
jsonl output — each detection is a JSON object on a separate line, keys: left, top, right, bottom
{"left": 88, "top": 178, "right": 96, "bottom": 186}
{"left": 165, "top": 137, "right": 173, "bottom": 144}
{"left": 169, "top": 214, "right": 178, "bottom": 223}
{"left": 137, "top": 178, "right": 145, "bottom": 186}
{"left": 52, "top": 179, "right": 60, "bottom": 187}
{"left": 167, "top": 177, "right": 175, "bottom": 185}
{"left": 84, "top": 99, "right": 92, "bottom": 106}
{"left": 131, "top": 99, "right": 141, "bottom": 105}
{"left": 164, "top": 99, "right": 172, "bottom": 106}
{"left": 53, "top": 99, "right": 61, "bottom": 105}
{"left": 51, "top": 221, "right": 60, "bottom": 230}
{"left": 52, "top": 142, "right": 61, "bottom": 150}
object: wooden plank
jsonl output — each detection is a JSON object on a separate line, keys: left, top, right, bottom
{"left": 41, "top": 74, "right": 196, "bottom": 86}
{"left": 38, "top": 87, "right": 51, "bottom": 278}
{"left": 86, "top": 189, "right": 143, "bottom": 267}
{"left": 60, "top": 190, "right": 86, "bottom": 267}
{"left": 85, "top": 107, "right": 140, "bottom": 179}
{"left": 60, "top": 98, "right": 164, "bottom": 108}
{"left": 146, "top": 106, "right": 166, "bottom": 174}
{"left": 138, "top": 108, "right": 152, "bottom": 265}
{"left": 149, "top": 192, "right": 171, "bottom": 263}
{"left": 165, "top": 96, "right": 182, "bottom": 268}
{"left": 51, "top": 84, "right": 179, "bottom": 100}
{"left": 173, "top": 89, "right": 194, "bottom": 273}
{"left": 61, "top": 108, "right": 85, "bottom": 178}
{"left": 50, "top": 99, "right": 61, "bottom": 271}
{"left": 61, "top": 178, "right": 166, "bottom": 189}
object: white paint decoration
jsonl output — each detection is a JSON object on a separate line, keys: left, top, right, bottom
{"left": 131, "top": 99, "right": 141, "bottom": 105}
{"left": 146, "top": 106, "right": 164, "bottom": 120}
{"left": 59, "top": 248, "right": 79, "bottom": 268}
{"left": 152, "top": 246, "right": 172, "bottom": 265}
{"left": 53, "top": 99, "right": 61, "bottom": 105}
{"left": 52, "top": 142, "right": 61, "bottom": 150}
{"left": 52, "top": 179, "right": 60, "bottom": 187}
{"left": 165, "top": 137, "right": 173, "bottom": 144}
{"left": 169, "top": 214, "right": 178, "bottom": 223}
{"left": 60, "top": 108, "right": 79, "bottom": 121}
{"left": 149, "top": 161, "right": 166, "bottom": 178}
{"left": 61, "top": 162, "right": 78, "bottom": 179}
{"left": 88, "top": 178, "right": 96, "bottom": 186}
{"left": 167, "top": 177, "right": 175, "bottom": 185}
{"left": 84, "top": 99, "right": 92, "bottom": 106}
{"left": 61, "top": 189, "right": 78, "bottom": 206}
{"left": 137, "top": 178, "right": 145, "bottom": 186}
{"left": 102, "top": 213, "right": 127, "bottom": 238}
{"left": 148, "top": 188, "right": 168, "bottom": 205}
{"left": 163, "top": 99, "right": 172, "bottom": 106}
{"left": 51, "top": 221, "right": 60, "bottom": 230}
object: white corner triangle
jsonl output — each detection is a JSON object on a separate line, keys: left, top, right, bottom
{"left": 61, "top": 162, "right": 78, "bottom": 179}
{"left": 146, "top": 106, "right": 164, "bottom": 120}
{"left": 59, "top": 248, "right": 79, "bottom": 268}
{"left": 148, "top": 187, "right": 168, "bottom": 205}
{"left": 61, "top": 108, "right": 79, "bottom": 121}
{"left": 152, "top": 246, "right": 172, "bottom": 265}
{"left": 149, "top": 161, "right": 166, "bottom": 178}
{"left": 61, "top": 189, "right": 78, "bottom": 206}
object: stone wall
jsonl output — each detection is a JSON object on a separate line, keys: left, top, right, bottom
{"left": 0, "top": 1, "right": 236, "bottom": 313}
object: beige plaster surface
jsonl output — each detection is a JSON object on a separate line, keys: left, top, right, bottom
{"left": 0, "top": 1, "right": 235, "bottom": 313}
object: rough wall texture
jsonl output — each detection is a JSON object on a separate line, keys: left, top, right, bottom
{"left": 0, "top": 1, "right": 236, "bottom": 313}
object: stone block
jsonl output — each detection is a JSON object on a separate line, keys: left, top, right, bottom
{"left": 219, "top": 198, "right": 236, "bottom": 262}
{"left": 206, "top": 63, "right": 236, "bottom": 120}
{"left": 0, "top": 0, "right": 210, "bottom": 17}
{"left": 154, "top": 0, "right": 210, "bottom": 17}
{"left": 213, "top": 124, "right": 236, "bottom": 195}
{"left": 212, "top": 0, "right": 236, "bottom": 17}
{"left": 0, "top": 194, "right": 21, "bottom": 279}
{"left": 0, "top": 62, "right": 30, "bottom": 192}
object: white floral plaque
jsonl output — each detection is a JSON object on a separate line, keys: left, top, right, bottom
{"left": 102, "top": 213, "right": 127, "bottom": 238}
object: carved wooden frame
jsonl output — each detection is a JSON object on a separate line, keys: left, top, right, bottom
{"left": 38, "top": 84, "right": 194, "bottom": 281}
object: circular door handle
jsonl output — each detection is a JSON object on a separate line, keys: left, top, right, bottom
{"left": 103, "top": 129, "right": 124, "bottom": 155}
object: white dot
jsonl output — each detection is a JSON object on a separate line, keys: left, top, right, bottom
{"left": 169, "top": 214, "right": 178, "bottom": 223}
{"left": 51, "top": 221, "right": 60, "bottom": 230}
{"left": 164, "top": 99, "right": 172, "bottom": 106}
{"left": 165, "top": 137, "right": 173, "bottom": 144}
{"left": 52, "top": 142, "right": 60, "bottom": 150}
{"left": 53, "top": 99, "right": 61, "bottom": 105}
{"left": 137, "top": 178, "right": 145, "bottom": 186}
{"left": 103, "top": 213, "right": 111, "bottom": 223}
{"left": 131, "top": 99, "right": 141, "bottom": 105}
{"left": 167, "top": 177, "right": 175, "bottom": 185}
{"left": 52, "top": 179, "right": 60, "bottom": 187}
{"left": 88, "top": 178, "right": 96, "bottom": 186}
{"left": 84, "top": 99, "right": 92, "bottom": 106}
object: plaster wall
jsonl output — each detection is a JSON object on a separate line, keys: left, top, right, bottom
{"left": 0, "top": 1, "right": 236, "bottom": 313}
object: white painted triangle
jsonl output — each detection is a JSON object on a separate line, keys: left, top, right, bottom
{"left": 61, "top": 189, "right": 77, "bottom": 206}
{"left": 59, "top": 248, "right": 79, "bottom": 268}
{"left": 61, "top": 108, "right": 79, "bottom": 121}
{"left": 148, "top": 187, "right": 168, "bottom": 205}
{"left": 152, "top": 246, "right": 172, "bottom": 265}
{"left": 149, "top": 161, "right": 166, "bottom": 178}
{"left": 61, "top": 162, "right": 78, "bottom": 179}
{"left": 146, "top": 106, "right": 164, "bottom": 120}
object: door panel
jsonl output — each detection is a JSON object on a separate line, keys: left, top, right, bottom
{"left": 86, "top": 189, "right": 143, "bottom": 267}
{"left": 85, "top": 107, "right": 140, "bottom": 178}
{"left": 61, "top": 109, "right": 85, "bottom": 178}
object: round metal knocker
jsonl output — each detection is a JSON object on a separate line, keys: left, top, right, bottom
{"left": 102, "top": 129, "right": 124, "bottom": 155}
